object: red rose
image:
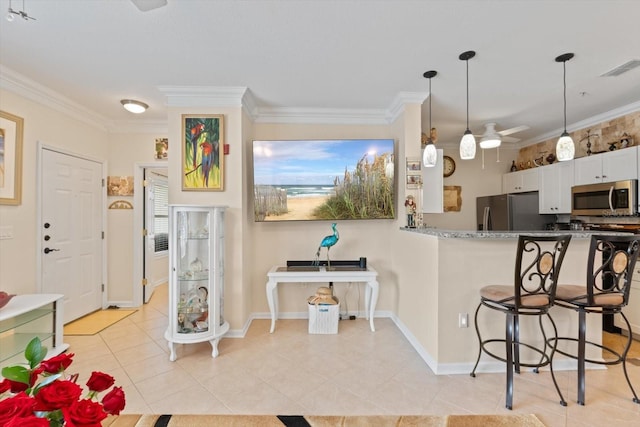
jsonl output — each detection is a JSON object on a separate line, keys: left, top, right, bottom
{"left": 62, "top": 399, "right": 108, "bottom": 427}
{"left": 86, "top": 371, "right": 115, "bottom": 392}
{"left": 101, "top": 386, "right": 126, "bottom": 415}
{"left": 39, "top": 352, "right": 74, "bottom": 374}
{"left": 0, "top": 379, "right": 11, "bottom": 393}
{"left": 33, "top": 380, "right": 82, "bottom": 411}
{"left": 7, "top": 367, "right": 43, "bottom": 393}
{"left": 0, "top": 392, "right": 36, "bottom": 425}
{"left": 5, "top": 415, "right": 50, "bottom": 427}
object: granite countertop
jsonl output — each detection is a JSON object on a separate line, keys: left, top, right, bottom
{"left": 400, "top": 227, "right": 633, "bottom": 239}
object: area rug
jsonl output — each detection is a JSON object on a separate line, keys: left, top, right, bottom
{"left": 102, "top": 414, "right": 546, "bottom": 427}
{"left": 64, "top": 309, "right": 137, "bottom": 335}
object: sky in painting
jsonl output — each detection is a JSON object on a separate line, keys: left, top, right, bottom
{"left": 252, "top": 139, "right": 394, "bottom": 186}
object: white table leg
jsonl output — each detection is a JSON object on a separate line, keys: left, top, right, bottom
{"left": 267, "top": 279, "right": 278, "bottom": 333}
{"left": 209, "top": 338, "right": 220, "bottom": 358}
{"left": 368, "top": 279, "right": 379, "bottom": 332}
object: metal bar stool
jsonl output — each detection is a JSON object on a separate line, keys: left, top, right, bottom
{"left": 470, "top": 234, "right": 572, "bottom": 410}
{"left": 550, "top": 234, "right": 640, "bottom": 406}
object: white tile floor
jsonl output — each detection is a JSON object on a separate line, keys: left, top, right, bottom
{"left": 64, "top": 285, "right": 640, "bottom": 427}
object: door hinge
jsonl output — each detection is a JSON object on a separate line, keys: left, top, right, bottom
{"left": 142, "top": 278, "right": 148, "bottom": 286}
{"left": 101, "top": 231, "right": 105, "bottom": 239}
{"left": 101, "top": 284, "right": 105, "bottom": 292}
{"left": 102, "top": 178, "right": 105, "bottom": 187}
{"left": 143, "top": 179, "right": 148, "bottom": 187}
{"left": 142, "top": 229, "right": 148, "bottom": 236}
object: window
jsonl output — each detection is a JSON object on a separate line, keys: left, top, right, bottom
{"left": 153, "top": 180, "right": 168, "bottom": 253}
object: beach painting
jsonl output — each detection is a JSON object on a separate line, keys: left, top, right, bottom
{"left": 253, "top": 139, "right": 395, "bottom": 221}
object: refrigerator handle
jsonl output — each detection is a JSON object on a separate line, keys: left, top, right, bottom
{"left": 483, "top": 206, "right": 491, "bottom": 231}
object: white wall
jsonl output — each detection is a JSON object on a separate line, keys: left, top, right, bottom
{"left": 0, "top": 89, "right": 108, "bottom": 295}
{"left": 106, "top": 132, "right": 167, "bottom": 303}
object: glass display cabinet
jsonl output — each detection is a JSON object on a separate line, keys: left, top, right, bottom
{"left": 164, "top": 205, "right": 228, "bottom": 361}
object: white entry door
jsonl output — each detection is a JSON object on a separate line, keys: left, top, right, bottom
{"left": 41, "top": 148, "right": 103, "bottom": 323}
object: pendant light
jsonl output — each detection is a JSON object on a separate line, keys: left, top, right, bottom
{"left": 423, "top": 70, "right": 438, "bottom": 167}
{"left": 459, "top": 51, "right": 476, "bottom": 160}
{"left": 555, "top": 53, "right": 575, "bottom": 162}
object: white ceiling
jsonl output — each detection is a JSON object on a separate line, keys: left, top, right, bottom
{"left": 1, "top": 0, "right": 639, "bottom": 147}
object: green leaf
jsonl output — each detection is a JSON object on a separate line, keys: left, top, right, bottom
{"left": 1, "top": 365, "right": 30, "bottom": 384}
{"left": 24, "top": 337, "right": 47, "bottom": 368}
{"left": 32, "top": 373, "right": 62, "bottom": 393}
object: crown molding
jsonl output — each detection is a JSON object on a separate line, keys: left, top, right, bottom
{"left": 0, "top": 65, "right": 109, "bottom": 131}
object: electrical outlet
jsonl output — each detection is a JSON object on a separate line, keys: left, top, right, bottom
{"left": 459, "top": 313, "right": 468, "bottom": 328}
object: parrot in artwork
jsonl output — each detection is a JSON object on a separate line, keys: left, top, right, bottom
{"left": 190, "top": 122, "right": 205, "bottom": 168}
{"left": 200, "top": 139, "right": 213, "bottom": 187}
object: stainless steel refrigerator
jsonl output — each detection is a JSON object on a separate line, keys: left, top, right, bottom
{"left": 476, "top": 192, "right": 553, "bottom": 231}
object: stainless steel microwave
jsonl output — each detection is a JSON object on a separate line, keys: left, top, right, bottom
{"left": 571, "top": 180, "right": 637, "bottom": 216}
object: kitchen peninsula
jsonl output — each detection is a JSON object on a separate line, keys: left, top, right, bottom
{"left": 394, "top": 228, "right": 627, "bottom": 375}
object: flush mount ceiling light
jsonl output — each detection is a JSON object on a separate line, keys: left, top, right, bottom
{"left": 459, "top": 50, "right": 476, "bottom": 160}
{"left": 555, "top": 53, "right": 575, "bottom": 162}
{"left": 423, "top": 70, "right": 438, "bottom": 168}
{"left": 120, "top": 99, "right": 149, "bottom": 114}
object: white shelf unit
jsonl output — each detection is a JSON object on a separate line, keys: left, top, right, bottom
{"left": 164, "top": 205, "right": 229, "bottom": 361}
{"left": 0, "top": 294, "right": 69, "bottom": 368}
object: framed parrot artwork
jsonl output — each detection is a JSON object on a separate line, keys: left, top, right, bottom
{"left": 182, "top": 114, "right": 224, "bottom": 191}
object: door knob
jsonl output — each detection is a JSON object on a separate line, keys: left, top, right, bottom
{"left": 44, "top": 248, "right": 60, "bottom": 254}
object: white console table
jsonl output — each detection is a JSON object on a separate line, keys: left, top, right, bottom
{"left": 0, "top": 294, "right": 69, "bottom": 368}
{"left": 266, "top": 265, "right": 379, "bottom": 333}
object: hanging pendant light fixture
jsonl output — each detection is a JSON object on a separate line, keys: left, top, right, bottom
{"left": 459, "top": 50, "right": 476, "bottom": 160}
{"left": 423, "top": 70, "right": 438, "bottom": 167}
{"left": 555, "top": 53, "right": 575, "bottom": 162}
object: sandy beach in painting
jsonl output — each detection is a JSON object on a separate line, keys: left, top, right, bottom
{"left": 265, "top": 195, "right": 329, "bottom": 221}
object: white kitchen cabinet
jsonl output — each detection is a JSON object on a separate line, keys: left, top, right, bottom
{"left": 164, "top": 205, "right": 229, "bottom": 361}
{"left": 573, "top": 148, "right": 637, "bottom": 186}
{"left": 0, "top": 294, "right": 69, "bottom": 368}
{"left": 422, "top": 149, "right": 443, "bottom": 213}
{"left": 502, "top": 168, "right": 539, "bottom": 194}
{"left": 538, "top": 161, "right": 574, "bottom": 214}
{"left": 615, "top": 267, "right": 640, "bottom": 336}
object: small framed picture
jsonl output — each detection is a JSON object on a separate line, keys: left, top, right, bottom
{"left": 406, "top": 159, "right": 421, "bottom": 172}
{"left": 406, "top": 174, "right": 422, "bottom": 189}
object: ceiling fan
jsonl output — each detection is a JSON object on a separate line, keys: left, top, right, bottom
{"left": 475, "top": 123, "right": 530, "bottom": 148}
{"left": 130, "top": 0, "right": 167, "bottom": 12}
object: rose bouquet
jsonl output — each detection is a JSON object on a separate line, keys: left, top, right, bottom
{"left": 0, "top": 337, "right": 125, "bottom": 427}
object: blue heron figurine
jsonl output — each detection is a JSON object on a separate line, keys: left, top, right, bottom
{"left": 314, "top": 223, "right": 339, "bottom": 268}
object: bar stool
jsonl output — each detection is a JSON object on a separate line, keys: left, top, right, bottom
{"left": 470, "top": 234, "right": 572, "bottom": 410}
{"left": 550, "top": 234, "right": 640, "bottom": 406}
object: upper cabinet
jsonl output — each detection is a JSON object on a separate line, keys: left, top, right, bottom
{"left": 538, "top": 161, "right": 574, "bottom": 214}
{"left": 422, "top": 149, "right": 444, "bottom": 213}
{"left": 503, "top": 168, "right": 539, "bottom": 194}
{"left": 573, "top": 147, "right": 638, "bottom": 186}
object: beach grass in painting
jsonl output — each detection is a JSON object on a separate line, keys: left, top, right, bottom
{"left": 253, "top": 139, "right": 395, "bottom": 221}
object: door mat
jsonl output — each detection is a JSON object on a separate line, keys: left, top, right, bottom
{"left": 102, "top": 413, "right": 546, "bottom": 427}
{"left": 64, "top": 309, "right": 137, "bottom": 335}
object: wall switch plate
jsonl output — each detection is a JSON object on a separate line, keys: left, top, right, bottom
{"left": 459, "top": 313, "right": 468, "bottom": 328}
{"left": 0, "top": 226, "right": 14, "bottom": 240}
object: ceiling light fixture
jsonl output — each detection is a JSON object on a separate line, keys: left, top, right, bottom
{"left": 423, "top": 70, "right": 438, "bottom": 168}
{"left": 479, "top": 123, "right": 501, "bottom": 149}
{"left": 120, "top": 99, "right": 149, "bottom": 114}
{"left": 459, "top": 50, "right": 476, "bottom": 160}
{"left": 6, "top": 0, "right": 36, "bottom": 21}
{"left": 555, "top": 53, "right": 575, "bottom": 162}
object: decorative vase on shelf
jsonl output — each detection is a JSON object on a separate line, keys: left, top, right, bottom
{"left": 510, "top": 161, "right": 517, "bottom": 172}
{"left": 190, "top": 257, "right": 203, "bottom": 273}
